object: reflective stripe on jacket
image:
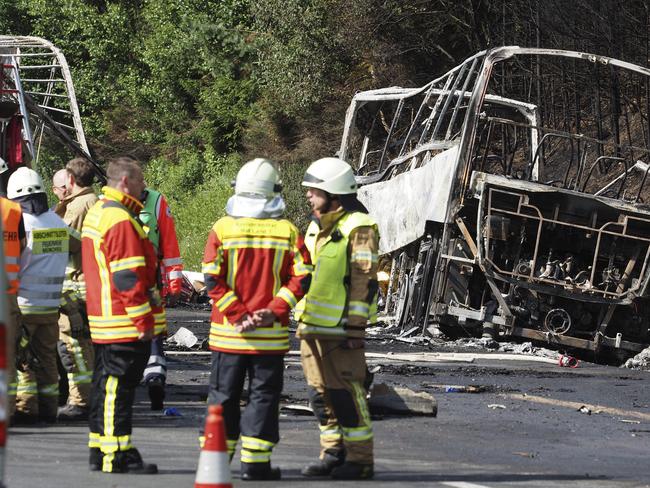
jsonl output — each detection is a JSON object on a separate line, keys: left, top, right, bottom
{"left": 298, "top": 210, "right": 379, "bottom": 339}
{"left": 202, "top": 215, "right": 311, "bottom": 354}
{"left": 82, "top": 186, "right": 165, "bottom": 343}
{"left": 18, "top": 210, "right": 69, "bottom": 314}
{"left": 140, "top": 188, "right": 183, "bottom": 296}
{"left": 1, "top": 197, "right": 22, "bottom": 294}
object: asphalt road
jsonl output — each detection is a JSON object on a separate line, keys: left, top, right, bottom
{"left": 6, "top": 307, "right": 650, "bottom": 487}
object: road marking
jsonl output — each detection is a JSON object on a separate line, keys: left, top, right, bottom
{"left": 442, "top": 482, "right": 493, "bottom": 488}
{"left": 506, "top": 393, "right": 650, "bottom": 421}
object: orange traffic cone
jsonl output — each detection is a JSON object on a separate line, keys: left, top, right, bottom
{"left": 195, "top": 404, "right": 232, "bottom": 488}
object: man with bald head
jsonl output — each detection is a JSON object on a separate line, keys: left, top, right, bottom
{"left": 52, "top": 168, "right": 69, "bottom": 203}
{"left": 53, "top": 158, "right": 99, "bottom": 421}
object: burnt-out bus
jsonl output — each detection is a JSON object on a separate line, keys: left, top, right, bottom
{"left": 341, "top": 47, "right": 650, "bottom": 357}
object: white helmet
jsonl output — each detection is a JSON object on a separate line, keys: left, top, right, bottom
{"left": 234, "top": 158, "right": 281, "bottom": 197}
{"left": 302, "top": 157, "right": 357, "bottom": 195}
{"left": 0, "top": 157, "right": 8, "bottom": 175}
{"left": 7, "top": 166, "right": 45, "bottom": 199}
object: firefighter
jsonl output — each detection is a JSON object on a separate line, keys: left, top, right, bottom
{"left": 1, "top": 157, "right": 25, "bottom": 419}
{"left": 53, "top": 158, "right": 98, "bottom": 421}
{"left": 297, "top": 157, "right": 379, "bottom": 480}
{"left": 82, "top": 157, "right": 163, "bottom": 474}
{"left": 202, "top": 158, "right": 311, "bottom": 481}
{"left": 9, "top": 167, "right": 71, "bottom": 424}
{"left": 139, "top": 187, "right": 183, "bottom": 410}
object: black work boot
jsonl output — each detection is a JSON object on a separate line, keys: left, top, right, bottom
{"left": 301, "top": 451, "right": 345, "bottom": 477}
{"left": 331, "top": 461, "right": 374, "bottom": 480}
{"left": 110, "top": 448, "right": 158, "bottom": 474}
{"left": 147, "top": 378, "right": 165, "bottom": 411}
{"left": 11, "top": 411, "right": 39, "bottom": 426}
{"left": 58, "top": 403, "right": 89, "bottom": 421}
{"left": 240, "top": 462, "right": 281, "bottom": 481}
{"left": 89, "top": 448, "right": 102, "bottom": 471}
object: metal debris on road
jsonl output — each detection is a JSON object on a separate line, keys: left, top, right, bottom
{"left": 513, "top": 451, "right": 536, "bottom": 458}
{"left": 169, "top": 326, "right": 199, "bottom": 349}
{"left": 441, "top": 385, "right": 486, "bottom": 393}
{"left": 558, "top": 355, "right": 579, "bottom": 368}
{"left": 369, "top": 383, "right": 437, "bottom": 416}
{"left": 163, "top": 407, "right": 182, "bottom": 417}
{"left": 623, "top": 346, "right": 650, "bottom": 370}
{"left": 488, "top": 404, "right": 507, "bottom": 410}
{"left": 280, "top": 404, "right": 314, "bottom": 416}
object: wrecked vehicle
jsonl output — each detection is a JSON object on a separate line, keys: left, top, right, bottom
{"left": 0, "top": 35, "right": 101, "bottom": 180}
{"left": 341, "top": 46, "right": 650, "bottom": 356}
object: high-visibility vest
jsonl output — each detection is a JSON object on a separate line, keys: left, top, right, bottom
{"left": 139, "top": 188, "right": 162, "bottom": 252}
{"left": 1, "top": 197, "right": 21, "bottom": 295}
{"left": 299, "top": 212, "right": 378, "bottom": 336}
{"left": 293, "top": 220, "right": 318, "bottom": 321}
{"left": 18, "top": 210, "right": 69, "bottom": 315}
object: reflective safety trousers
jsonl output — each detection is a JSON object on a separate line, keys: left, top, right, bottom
{"left": 18, "top": 210, "right": 69, "bottom": 315}
{"left": 298, "top": 212, "right": 378, "bottom": 337}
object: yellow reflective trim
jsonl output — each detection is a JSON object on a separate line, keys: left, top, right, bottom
{"left": 109, "top": 256, "right": 146, "bottom": 272}
{"left": 95, "top": 245, "right": 112, "bottom": 316}
{"left": 39, "top": 383, "right": 59, "bottom": 396}
{"left": 341, "top": 427, "right": 373, "bottom": 442}
{"left": 103, "top": 376, "right": 118, "bottom": 454}
{"left": 68, "top": 371, "right": 93, "bottom": 385}
{"left": 226, "top": 248, "right": 237, "bottom": 289}
{"left": 89, "top": 315, "right": 132, "bottom": 326}
{"left": 352, "top": 381, "right": 373, "bottom": 432}
{"left": 241, "top": 449, "right": 272, "bottom": 463}
{"left": 227, "top": 438, "right": 238, "bottom": 454}
{"left": 81, "top": 227, "right": 102, "bottom": 240}
{"left": 272, "top": 248, "right": 284, "bottom": 294}
{"left": 349, "top": 300, "right": 370, "bottom": 317}
{"left": 125, "top": 301, "right": 152, "bottom": 318}
{"left": 222, "top": 237, "right": 291, "bottom": 251}
{"left": 18, "top": 305, "right": 59, "bottom": 315}
{"left": 351, "top": 250, "right": 378, "bottom": 263}
{"left": 215, "top": 291, "right": 236, "bottom": 312}
{"left": 276, "top": 287, "right": 298, "bottom": 308}
{"left": 210, "top": 323, "right": 288, "bottom": 337}
{"left": 297, "top": 323, "right": 347, "bottom": 336}
{"left": 241, "top": 435, "right": 275, "bottom": 450}
{"left": 319, "top": 425, "right": 342, "bottom": 440}
{"left": 89, "top": 432, "right": 101, "bottom": 448}
{"left": 68, "top": 337, "right": 90, "bottom": 374}
{"left": 209, "top": 337, "right": 290, "bottom": 351}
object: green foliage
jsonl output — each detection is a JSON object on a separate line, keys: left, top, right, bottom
{"left": 6, "top": 0, "right": 649, "bottom": 265}
{"left": 144, "top": 151, "right": 242, "bottom": 269}
{"left": 251, "top": 0, "right": 352, "bottom": 117}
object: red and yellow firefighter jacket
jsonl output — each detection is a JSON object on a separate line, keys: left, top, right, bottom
{"left": 202, "top": 215, "right": 311, "bottom": 354}
{"left": 82, "top": 186, "right": 166, "bottom": 343}
{"left": 139, "top": 188, "right": 183, "bottom": 296}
